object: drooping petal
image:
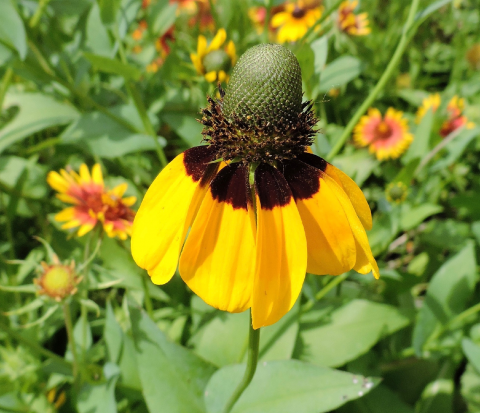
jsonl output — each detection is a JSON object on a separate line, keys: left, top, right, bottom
{"left": 298, "top": 153, "right": 373, "bottom": 230}
{"left": 252, "top": 163, "right": 307, "bottom": 329}
{"left": 281, "top": 160, "right": 355, "bottom": 275}
{"left": 131, "top": 146, "right": 218, "bottom": 285}
{"left": 322, "top": 173, "right": 379, "bottom": 279}
{"left": 179, "top": 163, "right": 256, "bottom": 313}
{"left": 207, "top": 28, "right": 226, "bottom": 53}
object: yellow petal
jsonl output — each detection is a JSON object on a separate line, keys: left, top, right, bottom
{"left": 281, "top": 160, "right": 356, "bottom": 275}
{"left": 226, "top": 40, "right": 236, "bottom": 65}
{"left": 322, "top": 173, "right": 379, "bottom": 279}
{"left": 271, "top": 12, "right": 289, "bottom": 28}
{"left": 91, "top": 164, "right": 104, "bottom": 186}
{"left": 207, "top": 28, "right": 226, "bottom": 53}
{"left": 111, "top": 183, "right": 127, "bottom": 198}
{"left": 205, "top": 71, "right": 217, "bottom": 83}
{"left": 54, "top": 207, "right": 76, "bottom": 222}
{"left": 197, "top": 35, "right": 207, "bottom": 59}
{"left": 131, "top": 146, "right": 218, "bottom": 285}
{"left": 325, "top": 164, "right": 372, "bottom": 230}
{"left": 180, "top": 164, "right": 255, "bottom": 313}
{"left": 47, "top": 171, "right": 70, "bottom": 193}
{"left": 77, "top": 223, "right": 95, "bottom": 236}
{"left": 56, "top": 193, "right": 78, "bottom": 204}
{"left": 122, "top": 196, "right": 137, "bottom": 206}
{"left": 79, "top": 164, "right": 91, "bottom": 183}
{"left": 252, "top": 164, "right": 307, "bottom": 329}
{"left": 217, "top": 70, "right": 227, "bottom": 83}
{"left": 191, "top": 53, "right": 204, "bottom": 74}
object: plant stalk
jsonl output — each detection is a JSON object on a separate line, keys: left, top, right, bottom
{"left": 62, "top": 301, "right": 79, "bottom": 380}
{"left": 222, "top": 311, "right": 260, "bottom": 413}
{"left": 327, "top": 0, "right": 421, "bottom": 160}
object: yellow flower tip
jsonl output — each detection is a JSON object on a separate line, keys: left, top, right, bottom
{"left": 36, "top": 260, "right": 80, "bottom": 301}
{"left": 337, "top": 0, "right": 370, "bottom": 36}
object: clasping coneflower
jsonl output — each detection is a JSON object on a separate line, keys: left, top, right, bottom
{"left": 132, "top": 44, "right": 378, "bottom": 330}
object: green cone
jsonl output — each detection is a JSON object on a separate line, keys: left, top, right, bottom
{"left": 222, "top": 44, "right": 303, "bottom": 125}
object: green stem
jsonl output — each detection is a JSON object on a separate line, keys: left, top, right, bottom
{"left": 0, "top": 67, "right": 13, "bottom": 113}
{"left": 29, "top": 0, "right": 51, "bottom": 28}
{"left": 301, "top": 273, "right": 349, "bottom": 313}
{"left": 63, "top": 301, "right": 79, "bottom": 380}
{"left": 141, "top": 275, "right": 154, "bottom": 318}
{"left": 222, "top": 311, "right": 260, "bottom": 413}
{"left": 0, "top": 321, "right": 72, "bottom": 370}
{"left": 298, "top": 0, "right": 343, "bottom": 46}
{"left": 327, "top": 0, "right": 421, "bottom": 160}
{"left": 262, "top": 0, "right": 272, "bottom": 43}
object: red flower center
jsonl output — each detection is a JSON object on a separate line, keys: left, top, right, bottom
{"left": 374, "top": 121, "right": 392, "bottom": 140}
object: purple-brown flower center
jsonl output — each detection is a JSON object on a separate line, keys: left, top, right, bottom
{"left": 292, "top": 6, "right": 306, "bottom": 18}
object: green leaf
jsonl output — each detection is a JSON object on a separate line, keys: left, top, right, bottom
{"left": 0, "top": 93, "right": 80, "bottom": 156}
{"left": 462, "top": 338, "right": 480, "bottom": 374}
{"left": 205, "top": 360, "right": 379, "bottom": 413}
{"left": 318, "top": 56, "right": 362, "bottom": 93}
{"left": 403, "top": 109, "right": 433, "bottom": 164}
{"left": 0, "top": 0, "right": 26, "bottom": 59}
{"left": 130, "top": 305, "right": 217, "bottom": 413}
{"left": 461, "top": 363, "right": 480, "bottom": 412}
{"left": 300, "top": 300, "right": 410, "bottom": 368}
{"left": 60, "top": 106, "right": 164, "bottom": 158}
{"left": 161, "top": 113, "right": 203, "bottom": 147}
{"left": 149, "top": 2, "right": 178, "bottom": 36}
{"left": 400, "top": 204, "right": 443, "bottom": 231}
{"left": 392, "top": 158, "right": 420, "bottom": 185}
{"left": 86, "top": 3, "right": 113, "bottom": 56}
{"left": 98, "top": 0, "right": 122, "bottom": 25}
{"left": 84, "top": 53, "right": 142, "bottom": 80}
{"left": 190, "top": 304, "right": 299, "bottom": 367}
{"left": 413, "top": 241, "right": 478, "bottom": 355}
{"left": 296, "top": 43, "right": 315, "bottom": 90}
{"left": 311, "top": 36, "right": 328, "bottom": 74}
{"left": 77, "top": 363, "right": 120, "bottom": 413}
{"left": 104, "top": 302, "right": 123, "bottom": 364}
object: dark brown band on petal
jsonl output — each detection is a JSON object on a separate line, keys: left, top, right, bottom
{"left": 210, "top": 163, "right": 249, "bottom": 210}
{"left": 281, "top": 160, "right": 320, "bottom": 201}
{"left": 297, "top": 153, "right": 328, "bottom": 172}
{"left": 183, "top": 146, "right": 218, "bottom": 184}
{"left": 255, "top": 163, "right": 292, "bottom": 210}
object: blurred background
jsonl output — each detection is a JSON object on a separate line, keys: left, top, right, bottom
{"left": 1, "top": 0, "right": 480, "bottom": 412}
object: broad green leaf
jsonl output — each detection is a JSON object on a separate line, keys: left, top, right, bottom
{"left": 98, "top": 0, "right": 122, "bottom": 25}
{"left": 337, "top": 385, "right": 414, "bottom": 413}
{"left": 311, "top": 36, "right": 328, "bottom": 74}
{"left": 73, "top": 317, "right": 92, "bottom": 355}
{"left": 0, "top": 0, "right": 26, "bottom": 59}
{"left": 318, "top": 56, "right": 362, "bottom": 93}
{"left": 300, "top": 300, "right": 410, "bottom": 368}
{"left": 150, "top": 2, "right": 178, "bottom": 36}
{"left": 205, "top": 360, "right": 379, "bottom": 413}
{"left": 393, "top": 158, "right": 421, "bottom": 185}
{"left": 104, "top": 302, "right": 123, "bottom": 364}
{"left": 84, "top": 53, "right": 142, "bottom": 80}
{"left": 77, "top": 363, "right": 120, "bottom": 413}
{"left": 462, "top": 338, "right": 480, "bottom": 374}
{"left": 400, "top": 204, "right": 443, "bottom": 231}
{"left": 130, "top": 305, "right": 217, "bottom": 413}
{"left": 413, "top": 241, "right": 478, "bottom": 355}
{"left": 60, "top": 106, "right": 164, "bottom": 158}
{"left": 461, "top": 364, "right": 480, "bottom": 412}
{"left": 190, "top": 304, "right": 299, "bottom": 367}
{"left": 296, "top": 43, "right": 315, "bottom": 90}
{"left": 331, "top": 149, "right": 378, "bottom": 186}
{"left": 403, "top": 109, "right": 433, "bottom": 164}
{"left": 397, "top": 89, "right": 429, "bottom": 106}
{"left": 162, "top": 113, "right": 203, "bottom": 147}
{"left": 86, "top": 3, "right": 113, "bottom": 56}
{"left": 416, "top": 363, "right": 454, "bottom": 413}
{"left": 0, "top": 93, "right": 80, "bottom": 155}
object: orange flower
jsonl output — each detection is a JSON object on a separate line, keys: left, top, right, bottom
{"left": 47, "top": 164, "right": 136, "bottom": 239}
{"left": 132, "top": 20, "right": 148, "bottom": 41}
{"left": 354, "top": 108, "right": 413, "bottom": 160}
{"left": 439, "top": 96, "right": 475, "bottom": 137}
{"left": 337, "top": 0, "right": 371, "bottom": 36}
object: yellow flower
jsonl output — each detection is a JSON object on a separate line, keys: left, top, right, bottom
{"left": 415, "top": 93, "right": 441, "bottom": 124}
{"left": 190, "top": 28, "right": 236, "bottom": 83}
{"left": 337, "top": 0, "right": 371, "bottom": 36}
{"left": 439, "top": 95, "right": 475, "bottom": 137}
{"left": 132, "top": 44, "right": 378, "bottom": 329}
{"left": 271, "top": 1, "right": 322, "bottom": 43}
{"left": 34, "top": 256, "right": 81, "bottom": 302}
{"left": 354, "top": 107, "right": 413, "bottom": 161}
{"left": 47, "top": 164, "right": 136, "bottom": 240}
{"left": 386, "top": 182, "right": 408, "bottom": 204}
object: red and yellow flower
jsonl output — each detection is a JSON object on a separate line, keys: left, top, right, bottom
{"left": 47, "top": 164, "right": 136, "bottom": 240}
{"left": 354, "top": 107, "right": 413, "bottom": 161}
{"left": 439, "top": 95, "right": 475, "bottom": 137}
{"left": 271, "top": 0, "right": 323, "bottom": 43}
{"left": 337, "top": 0, "right": 371, "bottom": 36}
{"left": 415, "top": 93, "right": 441, "bottom": 124}
{"left": 191, "top": 29, "right": 236, "bottom": 83}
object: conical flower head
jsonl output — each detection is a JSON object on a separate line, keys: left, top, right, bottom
{"left": 222, "top": 44, "right": 303, "bottom": 125}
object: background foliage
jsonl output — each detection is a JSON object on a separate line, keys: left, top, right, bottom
{"left": 1, "top": 0, "right": 480, "bottom": 412}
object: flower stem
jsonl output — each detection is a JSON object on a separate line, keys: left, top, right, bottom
{"left": 327, "top": 0, "right": 421, "bottom": 160}
{"left": 63, "top": 301, "right": 79, "bottom": 381}
{"left": 141, "top": 275, "right": 154, "bottom": 318}
{"left": 222, "top": 311, "right": 260, "bottom": 413}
